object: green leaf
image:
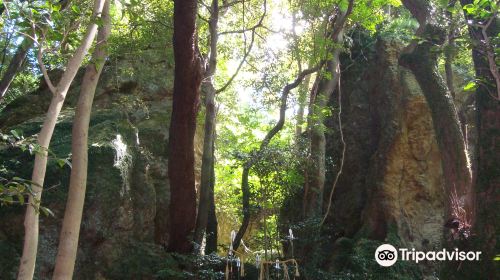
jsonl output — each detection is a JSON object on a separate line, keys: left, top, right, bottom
{"left": 463, "top": 81, "right": 478, "bottom": 91}
{"left": 71, "top": 5, "right": 80, "bottom": 13}
{"left": 437, "top": 0, "right": 449, "bottom": 8}
{"left": 94, "top": 57, "right": 106, "bottom": 71}
{"left": 10, "top": 129, "right": 21, "bottom": 139}
{"left": 95, "top": 17, "right": 104, "bottom": 27}
{"left": 463, "top": 4, "right": 476, "bottom": 14}
{"left": 40, "top": 206, "right": 55, "bottom": 217}
{"left": 17, "top": 194, "right": 25, "bottom": 205}
{"left": 2, "top": 196, "right": 13, "bottom": 204}
{"left": 56, "top": 159, "right": 66, "bottom": 168}
{"left": 338, "top": 0, "right": 349, "bottom": 12}
{"left": 52, "top": 4, "right": 61, "bottom": 12}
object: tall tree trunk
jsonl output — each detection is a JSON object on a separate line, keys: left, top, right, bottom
{"left": 295, "top": 74, "right": 311, "bottom": 140}
{"left": 470, "top": 47, "right": 500, "bottom": 278}
{"left": 304, "top": 57, "right": 340, "bottom": 218}
{"left": 400, "top": 0, "right": 473, "bottom": 219}
{"left": 193, "top": 85, "right": 216, "bottom": 250}
{"left": 205, "top": 148, "right": 218, "bottom": 254}
{"left": 16, "top": 1, "right": 105, "bottom": 279}
{"left": 444, "top": 1, "right": 458, "bottom": 100}
{"left": 444, "top": 49, "right": 456, "bottom": 99}
{"left": 1, "top": 33, "right": 13, "bottom": 73}
{"left": 193, "top": 0, "right": 219, "bottom": 252}
{"left": 458, "top": 1, "right": 499, "bottom": 277}
{"left": 167, "top": 0, "right": 202, "bottom": 254}
{"left": 444, "top": 43, "right": 456, "bottom": 101}
{"left": 52, "top": 1, "right": 111, "bottom": 279}
{"left": 302, "top": 1, "right": 353, "bottom": 218}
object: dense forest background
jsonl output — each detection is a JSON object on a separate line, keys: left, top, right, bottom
{"left": 0, "top": 0, "right": 498, "bottom": 279}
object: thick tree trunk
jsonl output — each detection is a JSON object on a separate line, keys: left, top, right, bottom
{"left": 167, "top": 0, "right": 202, "bottom": 254}
{"left": 471, "top": 54, "right": 500, "bottom": 278}
{"left": 400, "top": 0, "right": 472, "bottom": 220}
{"left": 16, "top": 1, "right": 105, "bottom": 279}
{"left": 193, "top": 0, "right": 219, "bottom": 252}
{"left": 400, "top": 35, "right": 473, "bottom": 217}
{"left": 52, "top": 1, "right": 111, "bottom": 279}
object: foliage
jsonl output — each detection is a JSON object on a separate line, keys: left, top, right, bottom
{"left": 156, "top": 253, "right": 226, "bottom": 280}
{"left": 0, "top": 72, "right": 38, "bottom": 111}
{"left": 377, "top": 10, "right": 418, "bottom": 42}
{"left": 0, "top": 129, "right": 68, "bottom": 214}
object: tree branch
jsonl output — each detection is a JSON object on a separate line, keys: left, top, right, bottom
{"left": 218, "top": 0, "right": 266, "bottom": 36}
{"left": 232, "top": 63, "right": 323, "bottom": 251}
{"left": 221, "top": 0, "right": 244, "bottom": 9}
{"left": 215, "top": 0, "right": 267, "bottom": 93}
{"left": 36, "top": 40, "right": 57, "bottom": 94}
{"left": 331, "top": 0, "right": 354, "bottom": 40}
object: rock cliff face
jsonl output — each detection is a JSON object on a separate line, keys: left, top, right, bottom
{"left": 319, "top": 38, "right": 447, "bottom": 276}
{"left": 0, "top": 55, "right": 176, "bottom": 279}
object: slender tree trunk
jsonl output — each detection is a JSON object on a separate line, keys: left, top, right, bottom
{"left": 302, "top": 1, "right": 352, "bottom": 218}
{"left": 1, "top": 33, "right": 13, "bottom": 73}
{"left": 304, "top": 58, "right": 340, "bottom": 218}
{"left": 205, "top": 149, "right": 218, "bottom": 254}
{"left": 167, "top": 0, "right": 202, "bottom": 254}
{"left": 193, "top": 84, "right": 216, "bottom": 250}
{"left": 193, "top": 0, "right": 219, "bottom": 252}
{"left": 400, "top": 0, "right": 473, "bottom": 219}
{"left": 52, "top": 1, "right": 110, "bottom": 279}
{"left": 444, "top": 1, "right": 458, "bottom": 100}
{"left": 16, "top": 1, "right": 105, "bottom": 279}
{"left": 295, "top": 74, "right": 311, "bottom": 140}
{"left": 444, "top": 50, "right": 455, "bottom": 99}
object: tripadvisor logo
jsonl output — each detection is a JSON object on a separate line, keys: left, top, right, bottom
{"left": 374, "top": 244, "right": 482, "bottom": 267}
{"left": 375, "top": 244, "right": 398, "bottom": 267}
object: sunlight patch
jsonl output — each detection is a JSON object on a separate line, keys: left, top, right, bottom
{"left": 111, "top": 134, "right": 132, "bottom": 197}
